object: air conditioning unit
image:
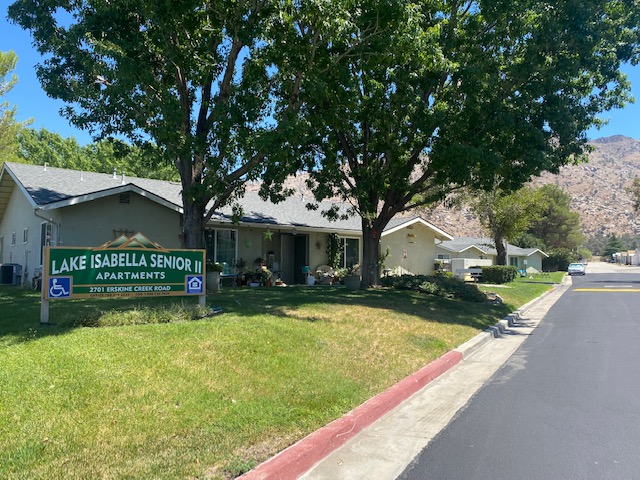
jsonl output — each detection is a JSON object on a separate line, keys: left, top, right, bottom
{"left": 0, "top": 263, "right": 23, "bottom": 286}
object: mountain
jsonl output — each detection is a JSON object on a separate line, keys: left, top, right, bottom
{"left": 537, "top": 135, "right": 640, "bottom": 238}
{"left": 422, "top": 135, "right": 640, "bottom": 239}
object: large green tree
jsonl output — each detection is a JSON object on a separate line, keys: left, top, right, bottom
{"left": 270, "top": 0, "right": 639, "bottom": 286}
{"left": 0, "top": 50, "right": 29, "bottom": 166}
{"left": 526, "top": 184, "right": 584, "bottom": 252}
{"left": 603, "top": 233, "right": 625, "bottom": 258}
{"left": 8, "top": 0, "right": 309, "bottom": 247}
{"left": 470, "top": 187, "right": 545, "bottom": 265}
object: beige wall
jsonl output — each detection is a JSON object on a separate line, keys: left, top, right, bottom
{"left": 0, "top": 185, "right": 63, "bottom": 282}
{"left": 0, "top": 185, "right": 32, "bottom": 266}
{"left": 0, "top": 184, "right": 183, "bottom": 284}
{"left": 60, "top": 193, "right": 182, "bottom": 248}
{"left": 234, "top": 227, "right": 265, "bottom": 268}
{"left": 308, "top": 231, "right": 329, "bottom": 269}
{"left": 517, "top": 253, "right": 544, "bottom": 271}
{"left": 382, "top": 224, "right": 438, "bottom": 275}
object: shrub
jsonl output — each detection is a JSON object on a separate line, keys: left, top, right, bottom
{"left": 543, "top": 249, "right": 574, "bottom": 272}
{"left": 381, "top": 274, "right": 486, "bottom": 302}
{"left": 481, "top": 265, "right": 518, "bottom": 284}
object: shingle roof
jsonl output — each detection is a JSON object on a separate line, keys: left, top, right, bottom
{"left": 1, "top": 162, "right": 363, "bottom": 232}
{"left": 438, "top": 237, "right": 496, "bottom": 254}
{"left": 209, "top": 189, "right": 362, "bottom": 232}
{"left": 439, "top": 237, "right": 547, "bottom": 257}
{"left": 4, "top": 162, "right": 183, "bottom": 208}
{"left": 2, "top": 162, "right": 458, "bottom": 237}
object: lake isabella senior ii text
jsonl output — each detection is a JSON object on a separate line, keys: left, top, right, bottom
{"left": 50, "top": 251, "right": 203, "bottom": 275}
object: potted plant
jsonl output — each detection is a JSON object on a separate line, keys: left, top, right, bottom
{"left": 343, "top": 264, "right": 361, "bottom": 290}
{"left": 261, "top": 267, "right": 273, "bottom": 286}
{"left": 206, "top": 261, "right": 223, "bottom": 292}
{"left": 235, "top": 258, "right": 249, "bottom": 286}
{"left": 247, "top": 269, "right": 262, "bottom": 287}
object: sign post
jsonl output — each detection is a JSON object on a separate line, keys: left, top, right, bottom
{"left": 41, "top": 233, "right": 206, "bottom": 323}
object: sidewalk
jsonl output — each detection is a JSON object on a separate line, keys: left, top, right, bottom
{"left": 240, "top": 277, "right": 571, "bottom": 480}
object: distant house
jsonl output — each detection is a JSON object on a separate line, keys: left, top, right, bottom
{"left": 0, "top": 162, "right": 452, "bottom": 286}
{"left": 436, "top": 237, "right": 548, "bottom": 276}
{"left": 618, "top": 250, "right": 639, "bottom": 265}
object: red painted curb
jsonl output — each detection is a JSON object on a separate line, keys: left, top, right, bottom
{"left": 238, "top": 350, "right": 463, "bottom": 480}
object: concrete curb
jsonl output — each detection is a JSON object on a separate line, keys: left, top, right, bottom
{"left": 239, "top": 283, "right": 561, "bottom": 480}
{"left": 239, "top": 350, "right": 463, "bottom": 480}
{"left": 455, "top": 282, "right": 564, "bottom": 360}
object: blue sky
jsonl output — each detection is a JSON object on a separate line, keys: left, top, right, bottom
{"left": 2, "top": 4, "right": 639, "bottom": 146}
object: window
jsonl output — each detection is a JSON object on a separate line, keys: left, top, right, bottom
{"left": 437, "top": 253, "right": 451, "bottom": 260}
{"left": 204, "top": 229, "right": 237, "bottom": 273}
{"left": 509, "top": 257, "right": 519, "bottom": 267}
{"left": 23, "top": 228, "right": 28, "bottom": 244}
{"left": 11, "top": 232, "right": 16, "bottom": 247}
{"left": 339, "top": 237, "right": 360, "bottom": 268}
{"left": 40, "top": 222, "right": 52, "bottom": 265}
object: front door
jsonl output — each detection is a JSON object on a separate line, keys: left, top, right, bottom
{"left": 280, "top": 234, "right": 309, "bottom": 284}
{"left": 281, "top": 235, "right": 294, "bottom": 284}
{"left": 293, "top": 235, "right": 308, "bottom": 284}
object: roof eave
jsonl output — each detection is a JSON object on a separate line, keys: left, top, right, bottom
{"left": 382, "top": 217, "right": 453, "bottom": 240}
{"left": 38, "top": 184, "right": 183, "bottom": 213}
{"left": 1, "top": 163, "right": 39, "bottom": 209}
{"left": 206, "top": 217, "right": 361, "bottom": 236}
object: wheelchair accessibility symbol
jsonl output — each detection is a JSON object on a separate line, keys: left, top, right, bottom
{"left": 49, "top": 277, "right": 71, "bottom": 298}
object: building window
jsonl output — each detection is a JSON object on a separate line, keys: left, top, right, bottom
{"left": 339, "top": 237, "right": 360, "bottom": 268}
{"left": 509, "top": 257, "right": 519, "bottom": 267}
{"left": 11, "top": 232, "right": 16, "bottom": 247}
{"left": 437, "top": 253, "right": 451, "bottom": 260}
{"left": 40, "top": 222, "right": 52, "bottom": 265}
{"left": 204, "top": 229, "right": 237, "bottom": 273}
{"left": 23, "top": 228, "right": 28, "bottom": 244}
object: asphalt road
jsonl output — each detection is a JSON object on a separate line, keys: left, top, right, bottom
{"left": 398, "top": 263, "right": 640, "bottom": 480}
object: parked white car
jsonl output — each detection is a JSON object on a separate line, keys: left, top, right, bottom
{"left": 567, "top": 263, "right": 586, "bottom": 275}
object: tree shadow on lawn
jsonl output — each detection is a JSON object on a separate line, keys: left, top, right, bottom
{"left": 0, "top": 285, "right": 513, "bottom": 346}
{"left": 215, "top": 286, "right": 513, "bottom": 330}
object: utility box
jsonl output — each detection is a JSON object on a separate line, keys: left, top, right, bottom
{"left": 0, "top": 263, "right": 23, "bottom": 285}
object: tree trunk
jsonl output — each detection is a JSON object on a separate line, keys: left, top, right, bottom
{"left": 182, "top": 197, "right": 206, "bottom": 249}
{"left": 175, "top": 151, "right": 208, "bottom": 250}
{"left": 361, "top": 221, "right": 382, "bottom": 288}
{"left": 494, "top": 234, "right": 507, "bottom": 265}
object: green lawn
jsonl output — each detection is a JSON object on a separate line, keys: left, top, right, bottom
{"left": 0, "top": 278, "right": 561, "bottom": 479}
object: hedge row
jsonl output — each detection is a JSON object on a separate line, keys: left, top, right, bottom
{"left": 479, "top": 265, "right": 519, "bottom": 284}
{"left": 380, "top": 274, "right": 487, "bottom": 302}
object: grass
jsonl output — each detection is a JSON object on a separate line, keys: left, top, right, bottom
{"left": 0, "top": 277, "right": 562, "bottom": 479}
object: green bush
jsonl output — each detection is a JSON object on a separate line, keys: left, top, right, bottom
{"left": 543, "top": 248, "right": 575, "bottom": 272}
{"left": 481, "top": 265, "right": 518, "bottom": 284}
{"left": 381, "top": 274, "right": 486, "bottom": 302}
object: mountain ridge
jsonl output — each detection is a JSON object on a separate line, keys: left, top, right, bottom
{"left": 412, "top": 135, "right": 640, "bottom": 239}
